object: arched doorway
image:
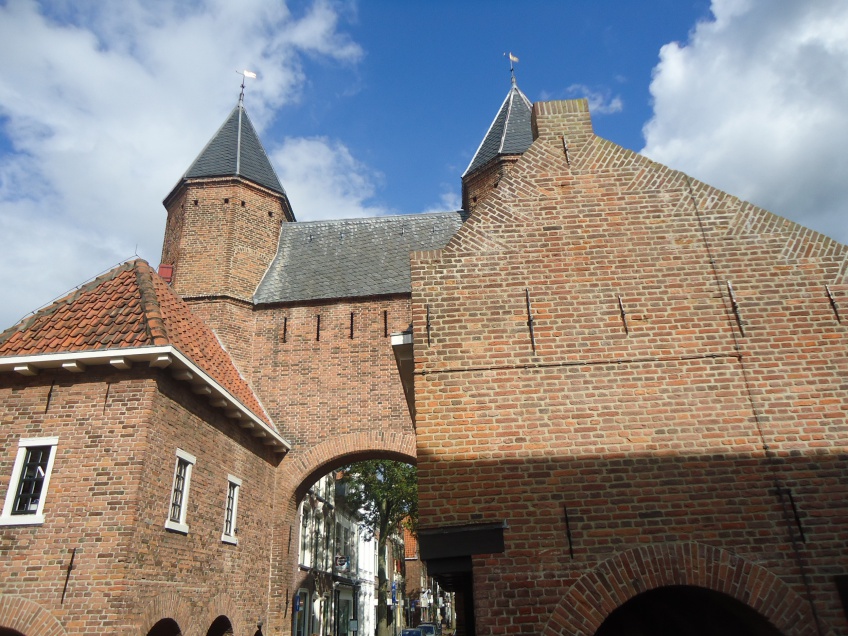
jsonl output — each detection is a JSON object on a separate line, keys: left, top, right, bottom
{"left": 0, "top": 629, "right": 26, "bottom": 636}
{"left": 206, "top": 616, "right": 234, "bottom": 636}
{"left": 146, "top": 618, "right": 181, "bottom": 636}
{"left": 595, "top": 585, "right": 784, "bottom": 636}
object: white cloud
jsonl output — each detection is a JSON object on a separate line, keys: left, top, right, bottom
{"left": 642, "top": 0, "right": 848, "bottom": 244}
{"left": 538, "top": 84, "right": 623, "bottom": 116}
{"left": 565, "top": 84, "right": 623, "bottom": 115}
{"left": 272, "top": 136, "right": 390, "bottom": 221}
{"left": 419, "top": 190, "right": 462, "bottom": 216}
{"left": 0, "top": 0, "right": 367, "bottom": 330}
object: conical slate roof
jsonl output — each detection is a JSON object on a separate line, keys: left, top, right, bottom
{"left": 182, "top": 102, "right": 286, "bottom": 195}
{"left": 463, "top": 82, "right": 533, "bottom": 177}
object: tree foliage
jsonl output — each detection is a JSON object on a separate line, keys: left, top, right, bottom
{"left": 341, "top": 460, "right": 417, "bottom": 636}
{"left": 342, "top": 459, "right": 418, "bottom": 538}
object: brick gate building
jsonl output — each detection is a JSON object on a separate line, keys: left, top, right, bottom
{"left": 0, "top": 83, "right": 847, "bottom": 636}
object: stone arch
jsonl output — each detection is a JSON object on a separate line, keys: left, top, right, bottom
{"left": 137, "top": 591, "right": 192, "bottom": 636}
{"left": 0, "top": 595, "right": 67, "bottom": 636}
{"left": 277, "top": 430, "right": 417, "bottom": 503}
{"left": 543, "top": 542, "right": 825, "bottom": 636}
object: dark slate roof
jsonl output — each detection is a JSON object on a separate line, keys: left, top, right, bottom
{"left": 182, "top": 102, "right": 286, "bottom": 195}
{"left": 254, "top": 212, "right": 467, "bottom": 304}
{"left": 463, "top": 82, "right": 534, "bottom": 177}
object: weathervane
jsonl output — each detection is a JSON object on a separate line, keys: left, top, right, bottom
{"left": 237, "top": 69, "right": 257, "bottom": 103}
{"left": 504, "top": 52, "right": 519, "bottom": 85}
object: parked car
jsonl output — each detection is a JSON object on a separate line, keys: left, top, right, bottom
{"left": 402, "top": 629, "right": 423, "bottom": 636}
{"left": 418, "top": 623, "right": 441, "bottom": 636}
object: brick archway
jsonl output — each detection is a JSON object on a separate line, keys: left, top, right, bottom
{"left": 199, "top": 594, "right": 241, "bottom": 636}
{"left": 267, "top": 429, "right": 416, "bottom": 634}
{"left": 0, "top": 595, "right": 67, "bottom": 636}
{"left": 543, "top": 542, "right": 824, "bottom": 636}
{"left": 136, "top": 591, "right": 191, "bottom": 636}
{"left": 278, "top": 429, "right": 417, "bottom": 503}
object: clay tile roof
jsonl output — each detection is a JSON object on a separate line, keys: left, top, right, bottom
{"left": 0, "top": 259, "right": 272, "bottom": 428}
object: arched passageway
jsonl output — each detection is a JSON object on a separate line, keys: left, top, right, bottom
{"left": 146, "top": 619, "right": 181, "bottom": 636}
{"left": 595, "top": 585, "right": 784, "bottom": 636}
{"left": 206, "top": 616, "right": 234, "bottom": 636}
{"left": 0, "top": 629, "right": 26, "bottom": 636}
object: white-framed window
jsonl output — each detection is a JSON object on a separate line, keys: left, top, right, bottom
{"left": 300, "top": 502, "right": 311, "bottom": 567}
{"left": 221, "top": 474, "right": 241, "bottom": 544}
{"left": 165, "top": 448, "right": 195, "bottom": 534}
{"left": 0, "top": 436, "right": 59, "bottom": 526}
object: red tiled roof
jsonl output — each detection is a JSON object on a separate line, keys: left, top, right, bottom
{"left": 0, "top": 259, "right": 273, "bottom": 428}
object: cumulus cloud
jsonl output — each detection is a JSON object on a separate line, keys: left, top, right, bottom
{"left": 538, "top": 84, "right": 624, "bottom": 116}
{"left": 273, "top": 137, "right": 391, "bottom": 220}
{"left": 565, "top": 84, "right": 623, "bottom": 115}
{"left": 0, "top": 0, "right": 368, "bottom": 329}
{"left": 642, "top": 0, "right": 848, "bottom": 244}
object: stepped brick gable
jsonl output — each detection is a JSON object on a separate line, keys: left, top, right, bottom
{"left": 411, "top": 99, "right": 848, "bottom": 636}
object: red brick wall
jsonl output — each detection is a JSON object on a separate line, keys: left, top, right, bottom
{"left": 411, "top": 100, "right": 848, "bottom": 635}
{"left": 246, "top": 297, "right": 418, "bottom": 632}
{"left": 0, "top": 367, "right": 279, "bottom": 635}
{"left": 461, "top": 155, "right": 520, "bottom": 213}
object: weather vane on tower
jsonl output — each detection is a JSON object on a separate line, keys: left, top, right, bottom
{"left": 237, "top": 69, "right": 257, "bottom": 103}
{"left": 504, "top": 52, "right": 519, "bottom": 85}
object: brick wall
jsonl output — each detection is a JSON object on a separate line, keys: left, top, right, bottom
{"left": 461, "top": 155, "right": 520, "bottom": 213}
{"left": 162, "top": 177, "right": 291, "bottom": 304}
{"left": 411, "top": 99, "right": 848, "bottom": 636}
{"left": 245, "top": 296, "right": 418, "bottom": 632}
{"left": 0, "top": 367, "right": 279, "bottom": 635}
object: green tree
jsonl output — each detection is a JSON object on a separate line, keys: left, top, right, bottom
{"left": 341, "top": 460, "right": 417, "bottom": 636}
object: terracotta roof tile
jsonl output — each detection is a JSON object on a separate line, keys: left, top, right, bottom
{"left": 0, "top": 259, "right": 273, "bottom": 428}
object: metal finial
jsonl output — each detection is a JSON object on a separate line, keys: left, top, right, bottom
{"left": 504, "top": 52, "right": 519, "bottom": 85}
{"left": 237, "top": 69, "right": 257, "bottom": 103}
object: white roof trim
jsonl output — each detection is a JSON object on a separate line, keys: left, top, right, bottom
{"left": 0, "top": 345, "right": 291, "bottom": 452}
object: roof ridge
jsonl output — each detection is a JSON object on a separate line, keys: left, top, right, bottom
{"left": 133, "top": 261, "right": 170, "bottom": 346}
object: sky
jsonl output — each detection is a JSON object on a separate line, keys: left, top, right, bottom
{"left": 1, "top": 0, "right": 847, "bottom": 330}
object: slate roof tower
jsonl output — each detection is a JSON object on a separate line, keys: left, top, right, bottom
{"left": 461, "top": 79, "right": 533, "bottom": 211}
{"left": 160, "top": 97, "right": 295, "bottom": 304}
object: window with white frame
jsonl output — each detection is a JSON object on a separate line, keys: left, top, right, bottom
{"left": 165, "top": 448, "right": 195, "bottom": 534}
{"left": 221, "top": 474, "right": 241, "bottom": 544}
{"left": 300, "top": 502, "right": 312, "bottom": 567}
{"left": 0, "top": 436, "right": 59, "bottom": 526}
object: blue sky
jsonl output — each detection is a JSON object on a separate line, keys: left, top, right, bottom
{"left": 1, "top": 0, "right": 847, "bottom": 330}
